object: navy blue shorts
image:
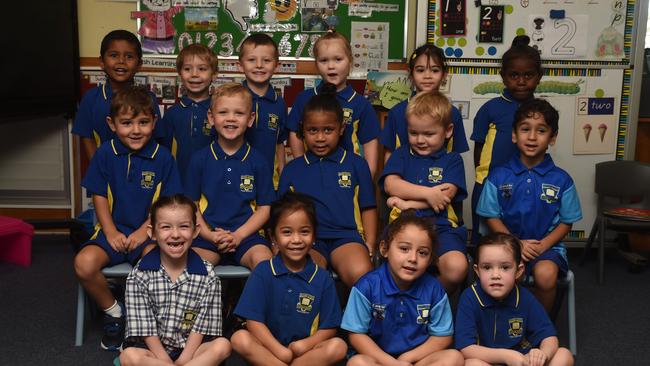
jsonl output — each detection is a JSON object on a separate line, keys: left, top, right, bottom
{"left": 124, "top": 335, "right": 217, "bottom": 361}
{"left": 80, "top": 229, "right": 145, "bottom": 266}
{"left": 192, "top": 232, "right": 270, "bottom": 265}
{"left": 525, "top": 249, "right": 568, "bottom": 278}
{"left": 314, "top": 232, "right": 366, "bottom": 264}
{"left": 436, "top": 226, "right": 468, "bottom": 257}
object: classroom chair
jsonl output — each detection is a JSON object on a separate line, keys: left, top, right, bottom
{"left": 74, "top": 264, "right": 252, "bottom": 346}
{"left": 580, "top": 160, "right": 650, "bottom": 283}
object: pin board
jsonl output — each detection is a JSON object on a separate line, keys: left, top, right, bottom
{"left": 429, "top": 0, "right": 630, "bottom": 63}
{"left": 133, "top": 0, "right": 406, "bottom": 61}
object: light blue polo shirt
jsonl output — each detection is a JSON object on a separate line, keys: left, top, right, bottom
{"left": 379, "top": 146, "right": 467, "bottom": 228}
{"left": 234, "top": 255, "right": 341, "bottom": 346}
{"left": 471, "top": 89, "right": 528, "bottom": 184}
{"left": 380, "top": 98, "right": 469, "bottom": 154}
{"left": 72, "top": 83, "right": 162, "bottom": 147}
{"left": 184, "top": 141, "right": 275, "bottom": 231}
{"left": 341, "top": 262, "right": 454, "bottom": 356}
{"left": 278, "top": 147, "right": 376, "bottom": 239}
{"left": 476, "top": 154, "right": 582, "bottom": 259}
{"left": 82, "top": 138, "right": 182, "bottom": 234}
{"left": 155, "top": 96, "right": 212, "bottom": 180}
{"left": 243, "top": 80, "right": 288, "bottom": 188}
{"left": 286, "top": 84, "right": 380, "bottom": 156}
{"left": 455, "top": 282, "right": 556, "bottom": 354}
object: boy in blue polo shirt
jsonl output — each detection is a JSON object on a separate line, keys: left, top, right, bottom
{"left": 74, "top": 86, "right": 183, "bottom": 351}
{"left": 476, "top": 98, "right": 582, "bottom": 313}
{"left": 232, "top": 192, "right": 347, "bottom": 366}
{"left": 156, "top": 44, "right": 218, "bottom": 180}
{"left": 72, "top": 29, "right": 161, "bottom": 161}
{"left": 380, "top": 91, "right": 468, "bottom": 294}
{"left": 185, "top": 83, "right": 274, "bottom": 269}
{"left": 238, "top": 33, "right": 288, "bottom": 189}
{"left": 455, "top": 233, "right": 574, "bottom": 365}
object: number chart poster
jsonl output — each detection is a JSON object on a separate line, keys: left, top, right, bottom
{"left": 427, "top": 0, "right": 631, "bottom": 62}
{"left": 133, "top": 0, "right": 406, "bottom": 59}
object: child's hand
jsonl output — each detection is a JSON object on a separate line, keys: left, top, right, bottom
{"left": 274, "top": 345, "right": 293, "bottom": 364}
{"left": 174, "top": 352, "right": 191, "bottom": 365}
{"left": 521, "top": 239, "right": 542, "bottom": 262}
{"left": 426, "top": 186, "right": 451, "bottom": 213}
{"left": 395, "top": 353, "right": 416, "bottom": 365}
{"left": 387, "top": 196, "right": 407, "bottom": 210}
{"left": 525, "top": 348, "right": 548, "bottom": 366}
{"left": 106, "top": 230, "right": 128, "bottom": 253}
{"left": 505, "top": 349, "right": 529, "bottom": 366}
{"left": 125, "top": 226, "right": 150, "bottom": 252}
{"left": 288, "top": 339, "right": 310, "bottom": 358}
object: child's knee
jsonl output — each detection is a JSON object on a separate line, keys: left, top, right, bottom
{"left": 532, "top": 261, "right": 559, "bottom": 289}
{"left": 323, "top": 337, "right": 347, "bottom": 360}
{"left": 206, "top": 337, "right": 232, "bottom": 360}
{"left": 552, "top": 347, "right": 575, "bottom": 366}
{"left": 346, "top": 354, "right": 372, "bottom": 366}
{"left": 119, "top": 348, "right": 144, "bottom": 366}
{"left": 464, "top": 359, "right": 491, "bottom": 366}
{"left": 439, "top": 252, "right": 469, "bottom": 283}
{"left": 230, "top": 329, "right": 254, "bottom": 353}
{"left": 73, "top": 247, "right": 106, "bottom": 278}
{"left": 438, "top": 349, "right": 465, "bottom": 366}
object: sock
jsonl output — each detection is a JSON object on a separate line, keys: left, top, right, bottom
{"left": 104, "top": 300, "right": 123, "bottom": 318}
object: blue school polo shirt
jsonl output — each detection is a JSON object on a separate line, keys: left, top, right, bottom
{"left": 184, "top": 141, "right": 275, "bottom": 231}
{"left": 379, "top": 98, "right": 469, "bottom": 154}
{"left": 234, "top": 256, "right": 341, "bottom": 346}
{"left": 379, "top": 146, "right": 467, "bottom": 228}
{"left": 476, "top": 154, "right": 582, "bottom": 258}
{"left": 243, "top": 81, "right": 288, "bottom": 188}
{"left": 470, "top": 89, "right": 528, "bottom": 184}
{"left": 278, "top": 147, "right": 375, "bottom": 239}
{"left": 341, "top": 262, "right": 454, "bottom": 356}
{"left": 72, "top": 83, "right": 162, "bottom": 147}
{"left": 155, "top": 96, "right": 212, "bottom": 180}
{"left": 286, "top": 85, "right": 380, "bottom": 156}
{"left": 82, "top": 138, "right": 182, "bottom": 234}
{"left": 455, "top": 282, "right": 556, "bottom": 353}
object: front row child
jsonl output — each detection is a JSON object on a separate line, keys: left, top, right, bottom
{"left": 381, "top": 91, "right": 468, "bottom": 293}
{"left": 232, "top": 192, "right": 347, "bottom": 366}
{"left": 455, "top": 233, "right": 574, "bottom": 366}
{"left": 342, "top": 213, "right": 464, "bottom": 366}
{"left": 278, "top": 83, "right": 377, "bottom": 287}
{"left": 476, "top": 99, "right": 582, "bottom": 312}
{"left": 120, "top": 195, "right": 231, "bottom": 366}
{"left": 74, "top": 86, "right": 182, "bottom": 351}
{"left": 185, "top": 82, "right": 274, "bottom": 269}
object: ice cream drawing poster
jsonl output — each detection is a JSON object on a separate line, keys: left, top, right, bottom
{"left": 574, "top": 96, "right": 617, "bottom": 154}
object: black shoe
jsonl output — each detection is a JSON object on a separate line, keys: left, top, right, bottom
{"left": 100, "top": 303, "right": 125, "bottom": 351}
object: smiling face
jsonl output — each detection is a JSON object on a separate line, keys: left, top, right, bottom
{"left": 382, "top": 224, "right": 433, "bottom": 290}
{"left": 302, "top": 110, "right": 344, "bottom": 157}
{"left": 407, "top": 113, "right": 453, "bottom": 156}
{"left": 270, "top": 208, "right": 315, "bottom": 272}
{"left": 208, "top": 93, "right": 254, "bottom": 144}
{"left": 107, "top": 109, "right": 156, "bottom": 151}
{"left": 315, "top": 39, "right": 352, "bottom": 91}
{"left": 410, "top": 54, "right": 446, "bottom": 93}
{"left": 512, "top": 111, "right": 556, "bottom": 168}
{"left": 100, "top": 40, "right": 141, "bottom": 88}
{"left": 474, "top": 244, "right": 524, "bottom": 301}
{"left": 238, "top": 44, "right": 279, "bottom": 93}
{"left": 148, "top": 204, "right": 199, "bottom": 263}
{"left": 501, "top": 57, "right": 541, "bottom": 101}
{"left": 179, "top": 55, "right": 216, "bottom": 101}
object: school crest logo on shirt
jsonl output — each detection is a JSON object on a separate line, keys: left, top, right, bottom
{"left": 428, "top": 167, "right": 443, "bottom": 183}
{"left": 240, "top": 175, "right": 254, "bottom": 192}
{"left": 508, "top": 317, "right": 524, "bottom": 338}
{"left": 371, "top": 304, "right": 386, "bottom": 320}
{"left": 342, "top": 108, "right": 353, "bottom": 125}
{"left": 180, "top": 309, "right": 197, "bottom": 333}
{"left": 140, "top": 171, "right": 156, "bottom": 189}
{"left": 498, "top": 183, "right": 513, "bottom": 199}
{"left": 416, "top": 304, "right": 431, "bottom": 324}
{"left": 268, "top": 114, "right": 278, "bottom": 130}
{"left": 296, "top": 293, "right": 315, "bottom": 314}
{"left": 540, "top": 184, "right": 560, "bottom": 203}
{"left": 202, "top": 118, "right": 212, "bottom": 136}
{"left": 338, "top": 171, "right": 352, "bottom": 188}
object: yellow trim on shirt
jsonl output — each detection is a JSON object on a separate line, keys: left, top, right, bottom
{"left": 353, "top": 186, "right": 365, "bottom": 239}
{"left": 476, "top": 123, "right": 497, "bottom": 184}
{"left": 351, "top": 120, "right": 361, "bottom": 156}
{"left": 310, "top": 313, "right": 320, "bottom": 336}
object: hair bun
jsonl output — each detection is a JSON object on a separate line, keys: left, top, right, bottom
{"left": 318, "top": 82, "right": 338, "bottom": 97}
{"left": 512, "top": 35, "right": 531, "bottom": 47}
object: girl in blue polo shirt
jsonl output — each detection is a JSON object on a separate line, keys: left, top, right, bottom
{"left": 470, "top": 35, "right": 542, "bottom": 245}
{"left": 342, "top": 213, "right": 463, "bottom": 366}
{"left": 279, "top": 83, "right": 377, "bottom": 288}
{"left": 232, "top": 192, "right": 347, "bottom": 366}
{"left": 381, "top": 44, "right": 469, "bottom": 163}
{"left": 455, "top": 233, "right": 574, "bottom": 366}
{"left": 286, "top": 31, "right": 381, "bottom": 178}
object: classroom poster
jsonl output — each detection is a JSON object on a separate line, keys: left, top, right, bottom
{"left": 573, "top": 96, "right": 617, "bottom": 154}
{"left": 350, "top": 22, "right": 389, "bottom": 74}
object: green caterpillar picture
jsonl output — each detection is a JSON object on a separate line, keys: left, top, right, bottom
{"left": 473, "top": 80, "right": 584, "bottom": 95}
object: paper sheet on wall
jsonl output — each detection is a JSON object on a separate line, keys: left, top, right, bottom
{"left": 573, "top": 97, "right": 617, "bottom": 154}
{"left": 528, "top": 15, "right": 588, "bottom": 59}
{"left": 350, "top": 22, "right": 389, "bottom": 75}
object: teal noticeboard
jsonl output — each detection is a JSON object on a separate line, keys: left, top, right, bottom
{"left": 134, "top": 0, "right": 406, "bottom": 60}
